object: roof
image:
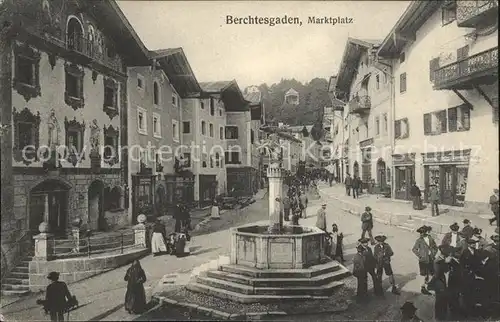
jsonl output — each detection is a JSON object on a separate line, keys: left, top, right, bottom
{"left": 244, "top": 91, "right": 262, "bottom": 105}
{"left": 199, "top": 81, "right": 234, "bottom": 93}
{"left": 377, "top": 1, "right": 442, "bottom": 58}
{"left": 285, "top": 88, "right": 299, "bottom": 95}
{"left": 149, "top": 48, "right": 201, "bottom": 98}
{"left": 259, "top": 126, "right": 302, "bottom": 143}
{"left": 199, "top": 80, "right": 249, "bottom": 112}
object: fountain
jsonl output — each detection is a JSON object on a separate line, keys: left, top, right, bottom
{"left": 187, "top": 134, "right": 351, "bottom": 303}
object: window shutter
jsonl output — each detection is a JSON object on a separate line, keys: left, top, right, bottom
{"left": 439, "top": 110, "right": 447, "bottom": 133}
{"left": 399, "top": 73, "right": 407, "bottom": 93}
{"left": 423, "top": 113, "right": 432, "bottom": 135}
{"left": 429, "top": 58, "right": 440, "bottom": 82}
{"left": 404, "top": 119, "right": 410, "bottom": 138}
{"left": 462, "top": 106, "right": 470, "bottom": 130}
{"left": 448, "top": 107, "right": 457, "bottom": 132}
{"left": 394, "top": 120, "right": 401, "bottom": 138}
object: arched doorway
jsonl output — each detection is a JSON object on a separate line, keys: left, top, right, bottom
{"left": 155, "top": 184, "right": 166, "bottom": 217}
{"left": 353, "top": 161, "right": 360, "bottom": 178}
{"left": 66, "top": 16, "right": 84, "bottom": 51}
{"left": 30, "top": 179, "right": 71, "bottom": 237}
{"left": 88, "top": 180, "right": 105, "bottom": 231}
{"left": 377, "top": 159, "right": 387, "bottom": 190}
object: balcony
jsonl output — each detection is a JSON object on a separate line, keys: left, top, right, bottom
{"left": 457, "top": 0, "right": 498, "bottom": 28}
{"left": 432, "top": 47, "right": 498, "bottom": 90}
{"left": 66, "top": 36, "right": 123, "bottom": 73}
{"left": 348, "top": 95, "right": 371, "bottom": 114}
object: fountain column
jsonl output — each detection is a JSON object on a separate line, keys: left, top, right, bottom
{"left": 267, "top": 163, "right": 285, "bottom": 233}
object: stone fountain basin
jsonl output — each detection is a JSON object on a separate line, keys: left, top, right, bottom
{"left": 229, "top": 224, "right": 326, "bottom": 270}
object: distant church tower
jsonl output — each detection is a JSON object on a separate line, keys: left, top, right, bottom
{"left": 284, "top": 88, "right": 299, "bottom": 105}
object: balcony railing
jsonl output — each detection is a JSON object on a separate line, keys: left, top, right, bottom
{"left": 66, "top": 36, "right": 123, "bottom": 72}
{"left": 432, "top": 47, "right": 498, "bottom": 90}
{"left": 348, "top": 95, "right": 371, "bottom": 114}
{"left": 457, "top": 0, "right": 498, "bottom": 28}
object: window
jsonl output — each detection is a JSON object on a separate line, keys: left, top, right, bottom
{"left": 103, "top": 77, "right": 118, "bottom": 119}
{"left": 225, "top": 126, "right": 238, "bottom": 139}
{"left": 172, "top": 93, "right": 178, "bottom": 107}
{"left": 251, "top": 129, "right": 255, "bottom": 144}
{"left": 219, "top": 109, "right": 222, "bottom": 116}
{"left": 64, "top": 64, "right": 84, "bottom": 110}
{"left": 183, "top": 153, "right": 191, "bottom": 167}
{"left": 394, "top": 118, "right": 409, "bottom": 139}
{"left": 202, "top": 154, "right": 208, "bottom": 168}
{"left": 13, "top": 42, "right": 41, "bottom": 102}
{"left": 64, "top": 117, "right": 86, "bottom": 166}
{"left": 441, "top": 3, "right": 456, "bottom": 26}
{"left": 153, "top": 81, "right": 160, "bottom": 105}
{"left": 424, "top": 110, "right": 447, "bottom": 135}
{"left": 137, "top": 75, "right": 144, "bottom": 89}
{"left": 225, "top": 151, "right": 240, "bottom": 164}
{"left": 210, "top": 98, "right": 215, "bottom": 116}
{"left": 383, "top": 113, "right": 388, "bottom": 133}
{"left": 429, "top": 58, "right": 440, "bottom": 82}
{"left": 17, "top": 56, "right": 35, "bottom": 86}
{"left": 399, "top": 73, "right": 407, "bottom": 93}
{"left": 12, "top": 107, "right": 41, "bottom": 164}
{"left": 182, "top": 121, "right": 190, "bottom": 134}
{"left": 66, "top": 17, "right": 83, "bottom": 52}
{"left": 137, "top": 108, "right": 147, "bottom": 135}
{"left": 209, "top": 123, "right": 214, "bottom": 137}
{"left": 215, "top": 152, "right": 221, "bottom": 167}
{"left": 172, "top": 120, "right": 180, "bottom": 142}
{"left": 210, "top": 155, "right": 214, "bottom": 168}
{"left": 103, "top": 124, "right": 119, "bottom": 166}
{"left": 375, "top": 116, "right": 380, "bottom": 135}
{"left": 375, "top": 75, "right": 380, "bottom": 90}
{"left": 201, "top": 121, "right": 206, "bottom": 135}
{"left": 448, "top": 105, "right": 470, "bottom": 132}
{"left": 153, "top": 113, "right": 161, "bottom": 138}
{"left": 219, "top": 127, "right": 224, "bottom": 140}
{"left": 200, "top": 100, "right": 205, "bottom": 109}
{"left": 399, "top": 52, "right": 405, "bottom": 64}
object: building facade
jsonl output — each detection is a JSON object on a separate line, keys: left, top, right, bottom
{"left": 284, "top": 88, "right": 300, "bottom": 105}
{"left": 377, "top": 1, "right": 498, "bottom": 209}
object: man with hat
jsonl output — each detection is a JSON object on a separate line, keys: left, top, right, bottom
{"left": 472, "top": 227, "right": 488, "bottom": 249}
{"left": 412, "top": 225, "right": 438, "bottom": 295}
{"left": 488, "top": 188, "right": 499, "bottom": 226}
{"left": 400, "top": 301, "right": 422, "bottom": 322}
{"left": 428, "top": 183, "right": 440, "bottom": 217}
{"left": 482, "top": 234, "right": 499, "bottom": 316}
{"left": 43, "top": 271, "right": 73, "bottom": 321}
{"left": 441, "top": 222, "right": 464, "bottom": 256}
{"left": 352, "top": 244, "right": 368, "bottom": 301}
{"left": 427, "top": 244, "right": 454, "bottom": 321}
{"left": 359, "top": 237, "right": 383, "bottom": 296}
{"left": 315, "top": 203, "right": 327, "bottom": 232}
{"left": 360, "top": 206, "right": 375, "bottom": 245}
{"left": 461, "top": 219, "right": 474, "bottom": 240}
{"left": 374, "top": 235, "right": 400, "bottom": 294}
{"left": 460, "top": 235, "right": 485, "bottom": 317}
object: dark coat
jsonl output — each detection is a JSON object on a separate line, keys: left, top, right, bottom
{"left": 44, "top": 281, "right": 71, "bottom": 312}
{"left": 361, "top": 212, "right": 373, "bottom": 231}
{"left": 410, "top": 185, "right": 421, "bottom": 197}
{"left": 352, "top": 177, "right": 361, "bottom": 188}
{"left": 412, "top": 236, "right": 438, "bottom": 263}
{"left": 428, "top": 257, "right": 449, "bottom": 293}
{"left": 124, "top": 264, "right": 147, "bottom": 314}
{"left": 461, "top": 225, "right": 474, "bottom": 240}
{"left": 490, "top": 194, "right": 499, "bottom": 213}
{"left": 374, "top": 242, "right": 394, "bottom": 265}
{"left": 441, "top": 232, "right": 463, "bottom": 247}
{"left": 429, "top": 187, "right": 439, "bottom": 202}
{"left": 344, "top": 176, "right": 352, "bottom": 186}
{"left": 352, "top": 253, "right": 366, "bottom": 278}
{"left": 362, "top": 246, "right": 377, "bottom": 271}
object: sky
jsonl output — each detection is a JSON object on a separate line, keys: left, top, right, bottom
{"left": 117, "top": 1, "right": 410, "bottom": 89}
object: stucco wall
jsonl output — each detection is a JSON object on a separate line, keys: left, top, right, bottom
{"left": 226, "top": 111, "right": 250, "bottom": 167}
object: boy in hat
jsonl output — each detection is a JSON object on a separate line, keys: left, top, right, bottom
{"left": 441, "top": 223, "right": 464, "bottom": 256}
{"left": 359, "top": 237, "right": 383, "bottom": 296}
{"left": 360, "top": 206, "right": 375, "bottom": 245}
{"left": 352, "top": 244, "right": 368, "bottom": 301}
{"left": 374, "top": 235, "right": 399, "bottom": 294}
{"left": 428, "top": 183, "right": 440, "bottom": 216}
{"left": 400, "top": 301, "right": 422, "bottom": 322}
{"left": 461, "top": 219, "right": 474, "bottom": 239}
{"left": 44, "top": 271, "right": 73, "bottom": 321}
{"left": 412, "top": 225, "right": 438, "bottom": 295}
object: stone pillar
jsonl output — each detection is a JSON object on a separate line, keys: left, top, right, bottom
{"left": 72, "top": 228, "right": 80, "bottom": 253}
{"left": 267, "top": 163, "right": 285, "bottom": 233}
{"left": 33, "top": 233, "right": 53, "bottom": 261}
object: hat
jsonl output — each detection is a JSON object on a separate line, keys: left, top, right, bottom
{"left": 47, "top": 271, "right": 60, "bottom": 281}
{"left": 374, "top": 235, "right": 387, "bottom": 242}
{"left": 358, "top": 237, "right": 370, "bottom": 244}
{"left": 400, "top": 301, "right": 417, "bottom": 312}
{"left": 322, "top": 203, "right": 327, "bottom": 206}
{"left": 490, "top": 235, "right": 499, "bottom": 243}
{"left": 438, "top": 244, "right": 452, "bottom": 256}
{"left": 473, "top": 228, "right": 482, "bottom": 235}
{"left": 365, "top": 206, "right": 371, "bottom": 211}
{"left": 449, "top": 223, "right": 459, "bottom": 231}
{"left": 416, "top": 226, "right": 427, "bottom": 234}
{"left": 356, "top": 244, "right": 365, "bottom": 252}
{"left": 467, "top": 236, "right": 479, "bottom": 244}
{"left": 424, "top": 225, "right": 432, "bottom": 232}
{"left": 463, "top": 219, "right": 470, "bottom": 224}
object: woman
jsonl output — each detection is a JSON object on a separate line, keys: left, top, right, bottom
{"left": 330, "top": 224, "right": 345, "bottom": 262}
{"left": 151, "top": 219, "right": 167, "bottom": 256}
{"left": 124, "top": 260, "right": 147, "bottom": 314}
{"left": 211, "top": 198, "right": 220, "bottom": 219}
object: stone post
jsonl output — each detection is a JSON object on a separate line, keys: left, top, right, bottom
{"left": 72, "top": 228, "right": 80, "bottom": 253}
{"left": 267, "top": 163, "right": 285, "bottom": 234}
{"left": 33, "top": 233, "right": 53, "bottom": 261}
{"left": 133, "top": 214, "right": 147, "bottom": 248}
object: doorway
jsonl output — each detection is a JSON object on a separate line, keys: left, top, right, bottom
{"left": 377, "top": 159, "right": 387, "bottom": 189}
{"left": 29, "top": 180, "right": 70, "bottom": 237}
{"left": 395, "top": 165, "right": 415, "bottom": 200}
{"left": 88, "top": 180, "right": 105, "bottom": 231}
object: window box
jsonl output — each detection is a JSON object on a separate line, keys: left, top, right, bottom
{"left": 64, "top": 117, "right": 86, "bottom": 166}
{"left": 13, "top": 107, "right": 41, "bottom": 165}
{"left": 103, "top": 77, "right": 119, "bottom": 120}
{"left": 64, "top": 63, "right": 85, "bottom": 110}
{"left": 13, "top": 42, "right": 41, "bottom": 102}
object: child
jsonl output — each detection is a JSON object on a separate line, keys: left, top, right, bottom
{"left": 329, "top": 224, "right": 345, "bottom": 262}
{"left": 166, "top": 233, "right": 176, "bottom": 255}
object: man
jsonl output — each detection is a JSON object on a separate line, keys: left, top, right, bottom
{"left": 359, "top": 237, "right": 383, "bottom": 296}
{"left": 410, "top": 182, "right": 423, "bottom": 210}
{"left": 427, "top": 245, "right": 453, "bottom": 321}
{"left": 344, "top": 173, "right": 352, "bottom": 196}
{"left": 400, "top": 302, "right": 423, "bottom": 322}
{"left": 461, "top": 219, "right": 474, "bottom": 240}
{"left": 282, "top": 195, "right": 291, "bottom": 221}
{"left": 44, "top": 272, "right": 73, "bottom": 322}
{"left": 482, "top": 235, "right": 499, "bottom": 314}
{"left": 428, "top": 184, "right": 440, "bottom": 217}
{"left": 299, "top": 192, "right": 308, "bottom": 218}
{"left": 374, "top": 235, "right": 400, "bottom": 295}
{"left": 472, "top": 227, "right": 488, "bottom": 249}
{"left": 441, "top": 222, "right": 464, "bottom": 256}
{"left": 489, "top": 189, "right": 499, "bottom": 226}
{"left": 315, "top": 204, "right": 327, "bottom": 232}
{"left": 361, "top": 206, "right": 375, "bottom": 245}
{"left": 352, "top": 175, "right": 360, "bottom": 199}
{"left": 173, "top": 203, "right": 183, "bottom": 233}
{"left": 352, "top": 244, "right": 368, "bottom": 302}
{"left": 460, "top": 236, "right": 485, "bottom": 317}
{"left": 412, "top": 225, "right": 438, "bottom": 295}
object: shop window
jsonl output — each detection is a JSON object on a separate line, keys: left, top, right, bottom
{"left": 172, "top": 120, "right": 179, "bottom": 142}
{"left": 209, "top": 123, "right": 214, "bottom": 137}
{"left": 137, "top": 108, "right": 147, "bottom": 135}
{"left": 225, "top": 126, "right": 238, "bottom": 139}
{"left": 201, "top": 121, "right": 207, "bottom": 135}
{"left": 210, "top": 98, "right": 215, "bottom": 116}
{"left": 103, "top": 77, "right": 118, "bottom": 119}
{"left": 13, "top": 107, "right": 41, "bottom": 164}
{"left": 103, "top": 124, "right": 119, "bottom": 166}
{"left": 182, "top": 121, "right": 190, "bottom": 134}
{"left": 441, "top": 2, "right": 456, "bottom": 26}
{"left": 219, "top": 127, "right": 224, "bottom": 140}
{"left": 394, "top": 118, "right": 409, "bottom": 139}
{"left": 153, "top": 81, "right": 160, "bottom": 105}
{"left": 64, "top": 63, "right": 84, "bottom": 110}
{"left": 399, "top": 73, "right": 407, "bottom": 93}
{"left": 153, "top": 113, "right": 161, "bottom": 138}
{"left": 448, "top": 105, "right": 470, "bottom": 132}
{"left": 424, "top": 110, "right": 447, "bottom": 135}
{"left": 64, "top": 117, "right": 85, "bottom": 166}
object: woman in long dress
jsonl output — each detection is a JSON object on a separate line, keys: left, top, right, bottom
{"left": 124, "top": 260, "right": 147, "bottom": 314}
{"left": 151, "top": 219, "right": 167, "bottom": 256}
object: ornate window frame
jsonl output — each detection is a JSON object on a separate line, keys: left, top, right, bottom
{"left": 13, "top": 42, "right": 41, "bottom": 102}
{"left": 13, "top": 107, "right": 41, "bottom": 165}
{"left": 64, "top": 117, "right": 85, "bottom": 166}
{"left": 64, "top": 63, "right": 85, "bottom": 110}
{"left": 103, "top": 124, "right": 119, "bottom": 166}
{"left": 103, "top": 77, "right": 119, "bottom": 120}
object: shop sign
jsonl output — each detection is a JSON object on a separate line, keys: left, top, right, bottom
{"left": 392, "top": 153, "right": 416, "bottom": 165}
{"left": 422, "top": 150, "right": 471, "bottom": 164}
{"left": 359, "top": 138, "right": 374, "bottom": 148}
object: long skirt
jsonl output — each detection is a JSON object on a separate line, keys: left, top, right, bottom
{"left": 125, "top": 282, "right": 147, "bottom": 314}
{"left": 151, "top": 232, "right": 167, "bottom": 254}
{"left": 211, "top": 205, "right": 220, "bottom": 219}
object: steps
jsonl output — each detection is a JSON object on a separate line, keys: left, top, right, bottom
{"left": 1, "top": 255, "right": 32, "bottom": 296}
{"left": 186, "top": 260, "right": 351, "bottom": 303}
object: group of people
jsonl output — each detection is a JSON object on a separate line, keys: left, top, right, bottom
{"left": 412, "top": 221, "right": 499, "bottom": 320}
{"left": 282, "top": 184, "right": 309, "bottom": 225}
{"left": 343, "top": 173, "right": 363, "bottom": 199}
